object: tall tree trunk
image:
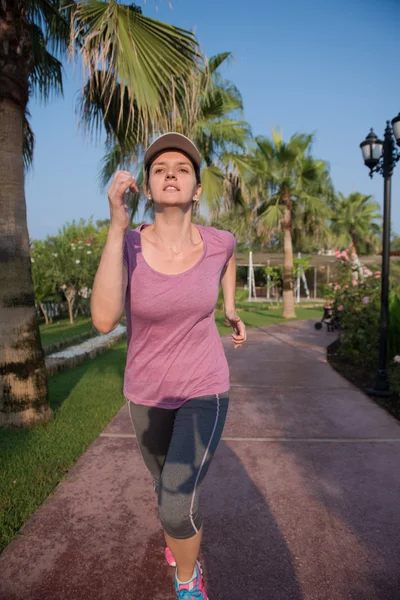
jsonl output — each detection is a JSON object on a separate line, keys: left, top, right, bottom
{"left": 281, "top": 192, "right": 296, "bottom": 319}
{"left": 350, "top": 232, "right": 358, "bottom": 257}
{"left": 0, "top": 100, "right": 52, "bottom": 428}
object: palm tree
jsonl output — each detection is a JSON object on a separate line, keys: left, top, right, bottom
{"left": 98, "top": 52, "right": 252, "bottom": 218}
{"left": 248, "top": 130, "right": 332, "bottom": 318}
{"left": 330, "top": 192, "right": 381, "bottom": 256}
{"left": 191, "top": 54, "right": 252, "bottom": 211}
{"left": 0, "top": 0, "right": 200, "bottom": 428}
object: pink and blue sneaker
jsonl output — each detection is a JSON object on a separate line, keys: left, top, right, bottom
{"left": 174, "top": 560, "right": 209, "bottom": 599}
{"left": 165, "top": 546, "right": 176, "bottom": 567}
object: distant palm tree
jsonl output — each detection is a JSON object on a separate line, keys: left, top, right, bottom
{"left": 248, "top": 130, "right": 332, "bottom": 318}
{"left": 0, "top": 0, "right": 199, "bottom": 428}
{"left": 330, "top": 192, "right": 381, "bottom": 255}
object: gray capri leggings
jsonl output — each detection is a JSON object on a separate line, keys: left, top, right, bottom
{"left": 127, "top": 392, "right": 229, "bottom": 539}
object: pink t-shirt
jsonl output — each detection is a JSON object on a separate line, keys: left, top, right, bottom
{"left": 123, "top": 223, "right": 236, "bottom": 408}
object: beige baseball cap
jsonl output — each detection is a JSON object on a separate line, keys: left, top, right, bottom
{"left": 144, "top": 132, "right": 201, "bottom": 171}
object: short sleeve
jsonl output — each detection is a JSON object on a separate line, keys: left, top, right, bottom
{"left": 224, "top": 232, "right": 236, "bottom": 267}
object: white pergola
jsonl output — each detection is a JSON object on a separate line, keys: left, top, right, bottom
{"left": 237, "top": 251, "right": 386, "bottom": 302}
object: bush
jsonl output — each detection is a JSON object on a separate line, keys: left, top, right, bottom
{"left": 328, "top": 250, "right": 400, "bottom": 382}
{"left": 390, "top": 363, "right": 400, "bottom": 395}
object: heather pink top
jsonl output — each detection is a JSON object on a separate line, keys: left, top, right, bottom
{"left": 123, "top": 223, "right": 236, "bottom": 408}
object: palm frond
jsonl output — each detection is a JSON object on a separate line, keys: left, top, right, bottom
{"left": 26, "top": 0, "right": 71, "bottom": 57}
{"left": 78, "top": 72, "right": 144, "bottom": 148}
{"left": 23, "top": 111, "right": 35, "bottom": 171}
{"left": 220, "top": 151, "right": 256, "bottom": 180}
{"left": 127, "top": 166, "right": 145, "bottom": 221}
{"left": 260, "top": 202, "right": 284, "bottom": 229}
{"left": 70, "top": 0, "right": 200, "bottom": 143}
{"left": 254, "top": 136, "right": 275, "bottom": 162}
{"left": 196, "top": 119, "right": 250, "bottom": 151}
{"left": 99, "top": 143, "right": 128, "bottom": 187}
{"left": 209, "top": 75, "right": 244, "bottom": 112}
{"left": 29, "top": 22, "right": 64, "bottom": 102}
{"left": 204, "top": 52, "right": 232, "bottom": 76}
{"left": 200, "top": 89, "right": 225, "bottom": 121}
{"left": 200, "top": 165, "right": 225, "bottom": 209}
{"left": 289, "top": 132, "right": 313, "bottom": 155}
{"left": 271, "top": 128, "right": 283, "bottom": 152}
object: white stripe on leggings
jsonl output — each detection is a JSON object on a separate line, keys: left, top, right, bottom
{"left": 189, "top": 393, "right": 220, "bottom": 534}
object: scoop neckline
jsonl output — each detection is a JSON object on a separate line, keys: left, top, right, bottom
{"left": 137, "top": 223, "right": 207, "bottom": 277}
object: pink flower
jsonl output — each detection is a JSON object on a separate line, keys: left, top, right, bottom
{"left": 328, "top": 282, "right": 333, "bottom": 287}
{"left": 363, "top": 268, "right": 373, "bottom": 277}
{"left": 393, "top": 356, "right": 400, "bottom": 364}
{"left": 334, "top": 250, "right": 341, "bottom": 258}
{"left": 352, "top": 280, "right": 358, "bottom": 286}
{"left": 344, "top": 284, "right": 349, "bottom": 289}
{"left": 374, "top": 271, "right": 381, "bottom": 279}
{"left": 338, "top": 305, "right": 344, "bottom": 311}
{"left": 334, "top": 284, "right": 341, "bottom": 291}
{"left": 362, "top": 296, "right": 370, "bottom": 305}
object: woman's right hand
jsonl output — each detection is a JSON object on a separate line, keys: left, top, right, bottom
{"left": 107, "top": 170, "right": 139, "bottom": 233}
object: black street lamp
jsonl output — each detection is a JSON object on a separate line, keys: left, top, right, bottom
{"left": 360, "top": 114, "right": 400, "bottom": 395}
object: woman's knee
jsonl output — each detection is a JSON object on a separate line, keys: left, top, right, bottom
{"left": 158, "top": 499, "right": 202, "bottom": 539}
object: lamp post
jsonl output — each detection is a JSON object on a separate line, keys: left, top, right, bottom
{"left": 360, "top": 114, "right": 400, "bottom": 395}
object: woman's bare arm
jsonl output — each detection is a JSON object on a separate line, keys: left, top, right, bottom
{"left": 91, "top": 170, "right": 138, "bottom": 333}
{"left": 91, "top": 226, "right": 128, "bottom": 333}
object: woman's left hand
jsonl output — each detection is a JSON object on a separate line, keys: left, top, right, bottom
{"left": 225, "top": 310, "right": 247, "bottom": 349}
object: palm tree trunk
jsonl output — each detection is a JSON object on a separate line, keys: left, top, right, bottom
{"left": 350, "top": 232, "right": 358, "bottom": 257}
{"left": 0, "top": 100, "right": 52, "bottom": 428}
{"left": 281, "top": 194, "right": 296, "bottom": 319}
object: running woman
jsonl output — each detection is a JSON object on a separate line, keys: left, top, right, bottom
{"left": 91, "top": 133, "right": 247, "bottom": 599}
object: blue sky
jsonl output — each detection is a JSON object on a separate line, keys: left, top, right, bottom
{"left": 25, "top": 0, "right": 400, "bottom": 240}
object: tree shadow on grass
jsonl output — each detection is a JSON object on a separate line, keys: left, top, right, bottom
{"left": 47, "top": 343, "right": 126, "bottom": 412}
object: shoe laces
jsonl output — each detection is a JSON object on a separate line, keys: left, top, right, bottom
{"left": 177, "top": 588, "right": 205, "bottom": 600}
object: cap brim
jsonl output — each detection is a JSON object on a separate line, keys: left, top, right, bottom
{"left": 144, "top": 133, "right": 201, "bottom": 171}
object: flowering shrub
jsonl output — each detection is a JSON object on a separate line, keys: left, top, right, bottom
{"left": 391, "top": 357, "right": 400, "bottom": 395}
{"left": 30, "top": 240, "right": 59, "bottom": 323}
{"left": 328, "top": 250, "right": 400, "bottom": 393}
{"left": 388, "top": 296, "right": 400, "bottom": 394}
{"left": 31, "top": 220, "right": 108, "bottom": 323}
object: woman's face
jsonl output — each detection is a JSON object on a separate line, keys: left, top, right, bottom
{"left": 147, "top": 150, "right": 201, "bottom": 207}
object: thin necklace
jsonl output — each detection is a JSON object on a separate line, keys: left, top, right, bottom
{"left": 153, "top": 226, "right": 192, "bottom": 256}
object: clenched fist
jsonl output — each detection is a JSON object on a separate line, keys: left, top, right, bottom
{"left": 107, "top": 170, "right": 139, "bottom": 233}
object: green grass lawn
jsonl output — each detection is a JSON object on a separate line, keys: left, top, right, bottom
{"left": 0, "top": 341, "right": 127, "bottom": 553}
{"left": 215, "top": 305, "right": 322, "bottom": 334}
{"left": 1, "top": 306, "right": 322, "bottom": 553}
{"left": 39, "top": 316, "right": 96, "bottom": 347}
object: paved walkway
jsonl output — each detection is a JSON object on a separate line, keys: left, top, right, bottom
{"left": 1, "top": 320, "right": 400, "bottom": 600}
